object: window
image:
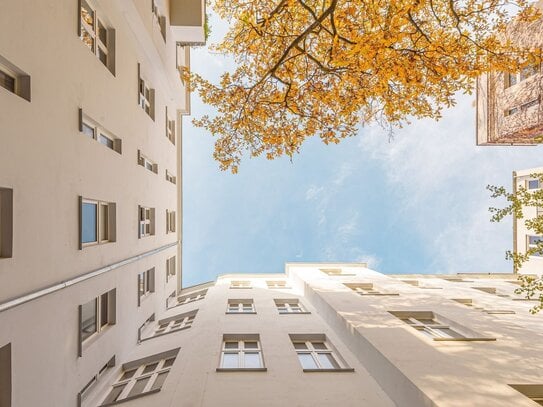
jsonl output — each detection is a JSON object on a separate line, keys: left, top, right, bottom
{"left": 137, "top": 150, "right": 158, "bottom": 174}
{"left": 522, "top": 99, "right": 539, "bottom": 110}
{"left": 166, "top": 210, "right": 176, "bottom": 233}
{"left": 510, "top": 384, "right": 543, "bottom": 406}
{"left": 138, "top": 268, "right": 155, "bottom": 306}
{"left": 79, "top": 110, "right": 122, "bottom": 153}
{"left": 138, "top": 206, "right": 155, "bottom": 238}
{"left": 176, "top": 289, "right": 207, "bottom": 306}
{"left": 505, "top": 106, "right": 519, "bottom": 116}
{"left": 80, "top": 197, "right": 116, "bottom": 248}
{"left": 230, "top": 280, "right": 251, "bottom": 289}
{"left": 344, "top": 283, "right": 398, "bottom": 296}
{"left": 527, "top": 235, "right": 543, "bottom": 257}
{"left": 101, "top": 349, "right": 179, "bottom": 406}
{"left": 218, "top": 335, "right": 265, "bottom": 371}
{"left": 165, "top": 107, "right": 175, "bottom": 144}
{"left": 78, "top": 356, "right": 115, "bottom": 406}
{"left": 389, "top": 311, "right": 494, "bottom": 341}
{"left": 528, "top": 179, "right": 541, "bottom": 190}
{"left": 520, "top": 64, "right": 539, "bottom": 81}
{"left": 166, "top": 256, "right": 176, "bottom": 281}
{"left": 137, "top": 314, "right": 155, "bottom": 343}
{"left": 266, "top": 280, "right": 289, "bottom": 289}
{"left": 0, "top": 343, "right": 11, "bottom": 407}
{"left": 176, "top": 43, "right": 188, "bottom": 81}
{"left": 290, "top": 334, "right": 352, "bottom": 372}
{"left": 151, "top": 311, "right": 196, "bottom": 338}
{"left": 79, "top": 0, "right": 115, "bottom": 74}
{"left": 227, "top": 299, "right": 255, "bottom": 314}
{"left": 79, "top": 289, "right": 116, "bottom": 356}
{"left": 274, "top": 299, "right": 309, "bottom": 314}
{"left": 166, "top": 290, "right": 176, "bottom": 309}
{"left": 165, "top": 170, "right": 176, "bottom": 185}
{"left": 0, "top": 54, "right": 31, "bottom": 101}
{"left": 138, "top": 64, "right": 155, "bottom": 119}
{"left": 0, "top": 188, "right": 13, "bottom": 258}
{"left": 151, "top": 0, "right": 167, "bottom": 41}
{"left": 320, "top": 268, "right": 355, "bottom": 276}
{"left": 472, "top": 286, "right": 510, "bottom": 297}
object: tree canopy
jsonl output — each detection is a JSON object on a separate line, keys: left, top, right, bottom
{"left": 189, "top": 0, "right": 540, "bottom": 172}
{"left": 488, "top": 172, "right": 543, "bottom": 313}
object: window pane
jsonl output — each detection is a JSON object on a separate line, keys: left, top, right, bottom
{"left": 80, "top": 299, "right": 97, "bottom": 341}
{"left": 0, "top": 69, "right": 15, "bottom": 93}
{"left": 293, "top": 342, "right": 308, "bottom": 350}
{"left": 82, "top": 122, "right": 94, "bottom": 138}
{"left": 99, "top": 133, "right": 113, "bottom": 149}
{"left": 528, "top": 180, "right": 540, "bottom": 190}
{"left": 80, "top": 26, "right": 94, "bottom": 51}
{"left": 82, "top": 202, "right": 97, "bottom": 243}
{"left": 298, "top": 353, "right": 318, "bottom": 369}
{"left": 244, "top": 352, "right": 261, "bottom": 368}
{"left": 80, "top": 0, "right": 94, "bottom": 26}
{"left": 98, "top": 48, "right": 107, "bottom": 66}
{"left": 142, "top": 362, "right": 158, "bottom": 374}
{"left": 150, "top": 371, "right": 168, "bottom": 391}
{"left": 222, "top": 353, "right": 238, "bottom": 368}
{"left": 244, "top": 341, "right": 258, "bottom": 349}
{"left": 317, "top": 353, "right": 340, "bottom": 369}
{"left": 100, "top": 293, "right": 108, "bottom": 327}
{"left": 312, "top": 342, "right": 327, "bottom": 350}
{"left": 224, "top": 342, "right": 238, "bottom": 349}
{"left": 102, "top": 384, "right": 125, "bottom": 404}
{"left": 97, "top": 20, "right": 107, "bottom": 45}
{"left": 120, "top": 369, "right": 137, "bottom": 380}
{"left": 529, "top": 236, "right": 543, "bottom": 245}
{"left": 127, "top": 376, "right": 150, "bottom": 397}
{"left": 163, "top": 358, "right": 175, "bottom": 368}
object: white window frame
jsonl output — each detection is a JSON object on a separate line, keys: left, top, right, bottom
{"left": 78, "top": 356, "right": 115, "bottom": 406}
{"left": 138, "top": 206, "right": 155, "bottom": 238}
{"left": 399, "top": 316, "right": 463, "bottom": 339}
{"left": 151, "top": 0, "right": 167, "bottom": 41}
{"left": 527, "top": 179, "right": 541, "bottom": 190}
{"left": 152, "top": 313, "right": 196, "bottom": 337}
{"left": 166, "top": 210, "right": 176, "bottom": 233}
{"left": 100, "top": 350, "right": 178, "bottom": 406}
{"left": 79, "top": 0, "right": 112, "bottom": 70}
{"left": 227, "top": 299, "right": 255, "bottom": 314}
{"left": 138, "top": 268, "right": 155, "bottom": 306}
{"left": 275, "top": 299, "right": 308, "bottom": 314}
{"left": 79, "top": 289, "right": 116, "bottom": 356}
{"left": 345, "top": 282, "right": 398, "bottom": 296}
{"left": 137, "top": 150, "right": 157, "bottom": 174}
{"left": 165, "top": 170, "right": 176, "bottom": 185}
{"left": 80, "top": 197, "right": 115, "bottom": 248}
{"left": 166, "top": 256, "right": 176, "bottom": 282}
{"left": 266, "top": 280, "right": 289, "bottom": 289}
{"left": 291, "top": 337, "right": 349, "bottom": 371}
{"left": 527, "top": 235, "right": 543, "bottom": 257}
{"left": 176, "top": 289, "right": 207, "bottom": 306}
{"left": 219, "top": 337, "right": 264, "bottom": 370}
{"left": 79, "top": 111, "right": 121, "bottom": 154}
{"left": 138, "top": 64, "right": 155, "bottom": 119}
{"left": 230, "top": 280, "right": 252, "bottom": 289}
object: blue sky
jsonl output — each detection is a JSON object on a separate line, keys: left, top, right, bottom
{"left": 181, "top": 14, "right": 543, "bottom": 287}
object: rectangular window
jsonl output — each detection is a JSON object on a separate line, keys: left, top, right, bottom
{"left": 528, "top": 235, "right": 543, "bottom": 257}
{"left": 275, "top": 299, "right": 309, "bottom": 314}
{"left": 165, "top": 107, "right": 176, "bottom": 144}
{"left": 266, "top": 280, "right": 288, "bottom": 289}
{"left": 290, "top": 334, "right": 352, "bottom": 372}
{"left": 227, "top": 299, "right": 255, "bottom": 314}
{"left": 138, "top": 314, "right": 155, "bottom": 343}
{"left": 101, "top": 349, "right": 179, "bottom": 406}
{"left": 79, "top": 289, "right": 116, "bottom": 356}
{"left": 79, "top": 0, "right": 115, "bottom": 74}
{"left": 505, "top": 106, "right": 519, "bottom": 116}
{"left": 344, "top": 282, "right": 398, "bottom": 296}
{"left": 522, "top": 99, "right": 539, "bottom": 110}
{"left": 166, "top": 210, "right": 176, "bottom": 233}
{"left": 78, "top": 356, "right": 115, "bottom": 406}
{"left": 0, "top": 343, "right": 11, "bottom": 407}
{"left": 165, "top": 170, "right": 176, "bottom": 185}
{"left": 138, "top": 268, "right": 155, "bottom": 306}
{"left": 138, "top": 206, "right": 155, "bottom": 238}
{"left": 320, "top": 268, "right": 355, "bottom": 276}
{"left": 176, "top": 289, "right": 207, "bottom": 306}
{"left": 151, "top": 0, "right": 167, "bottom": 41}
{"left": 166, "top": 256, "right": 176, "bottom": 281}
{"left": 138, "top": 64, "right": 155, "bottom": 119}
{"left": 218, "top": 335, "right": 265, "bottom": 370}
{"left": 230, "top": 280, "right": 252, "bottom": 289}
{"left": 0, "top": 188, "right": 13, "bottom": 258}
{"left": 137, "top": 150, "right": 158, "bottom": 174}
{"left": 528, "top": 179, "right": 541, "bottom": 190}
{"left": 80, "top": 197, "right": 116, "bottom": 248}
{"left": 0, "top": 55, "right": 31, "bottom": 101}
{"left": 151, "top": 311, "right": 197, "bottom": 338}
{"left": 520, "top": 64, "right": 539, "bottom": 81}
{"left": 166, "top": 290, "right": 176, "bottom": 309}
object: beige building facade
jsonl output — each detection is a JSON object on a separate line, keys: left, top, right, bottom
{"left": 513, "top": 166, "right": 543, "bottom": 275}
{"left": 0, "top": 0, "right": 204, "bottom": 406}
{"left": 476, "top": 2, "right": 543, "bottom": 146}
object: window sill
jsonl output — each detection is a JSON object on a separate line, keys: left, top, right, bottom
{"left": 140, "top": 326, "right": 191, "bottom": 342}
{"left": 432, "top": 337, "right": 496, "bottom": 342}
{"left": 225, "top": 311, "right": 256, "bottom": 315}
{"left": 100, "top": 388, "right": 161, "bottom": 406}
{"left": 302, "top": 368, "right": 355, "bottom": 373}
{"left": 279, "top": 312, "right": 311, "bottom": 315}
{"left": 229, "top": 287, "right": 253, "bottom": 289}
{"left": 268, "top": 287, "right": 292, "bottom": 289}
{"left": 357, "top": 293, "right": 399, "bottom": 296}
{"left": 216, "top": 367, "right": 267, "bottom": 372}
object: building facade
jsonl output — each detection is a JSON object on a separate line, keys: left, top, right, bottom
{"left": 0, "top": 0, "right": 204, "bottom": 406}
{"left": 513, "top": 166, "right": 543, "bottom": 275}
{"left": 476, "top": 2, "right": 543, "bottom": 146}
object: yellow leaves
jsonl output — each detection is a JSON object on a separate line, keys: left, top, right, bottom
{"left": 194, "top": 0, "right": 538, "bottom": 172}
